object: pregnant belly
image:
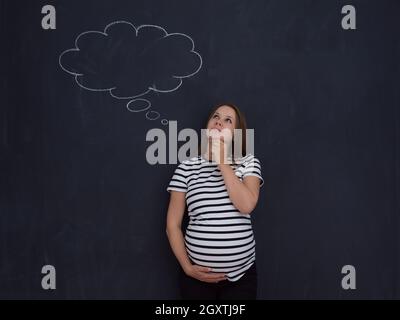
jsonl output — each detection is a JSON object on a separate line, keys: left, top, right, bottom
{"left": 184, "top": 227, "right": 256, "bottom": 273}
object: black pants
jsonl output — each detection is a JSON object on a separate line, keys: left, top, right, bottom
{"left": 179, "top": 264, "right": 257, "bottom": 300}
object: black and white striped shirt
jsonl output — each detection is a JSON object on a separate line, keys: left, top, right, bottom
{"left": 167, "top": 154, "right": 263, "bottom": 282}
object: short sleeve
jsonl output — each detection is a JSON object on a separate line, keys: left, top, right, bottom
{"left": 167, "top": 163, "right": 188, "bottom": 193}
{"left": 242, "top": 155, "right": 264, "bottom": 188}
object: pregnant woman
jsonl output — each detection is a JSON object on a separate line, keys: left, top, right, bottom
{"left": 166, "top": 103, "right": 264, "bottom": 300}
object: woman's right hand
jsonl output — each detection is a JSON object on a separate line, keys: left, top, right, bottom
{"left": 184, "top": 265, "right": 227, "bottom": 283}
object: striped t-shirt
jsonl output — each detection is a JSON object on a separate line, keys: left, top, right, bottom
{"left": 167, "top": 154, "right": 264, "bottom": 282}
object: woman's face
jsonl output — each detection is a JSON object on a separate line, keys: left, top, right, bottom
{"left": 207, "top": 106, "right": 237, "bottom": 139}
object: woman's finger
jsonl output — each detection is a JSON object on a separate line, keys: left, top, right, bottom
{"left": 195, "top": 266, "right": 211, "bottom": 272}
{"left": 204, "top": 273, "right": 226, "bottom": 280}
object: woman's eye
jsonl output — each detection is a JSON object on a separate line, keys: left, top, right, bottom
{"left": 226, "top": 119, "right": 232, "bottom": 123}
{"left": 213, "top": 115, "right": 219, "bottom": 119}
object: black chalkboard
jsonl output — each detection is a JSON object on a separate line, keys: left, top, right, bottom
{"left": 1, "top": 0, "right": 399, "bottom": 299}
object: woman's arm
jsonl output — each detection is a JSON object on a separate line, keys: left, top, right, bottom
{"left": 219, "top": 164, "right": 261, "bottom": 215}
{"left": 210, "top": 137, "right": 261, "bottom": 214}
{"left": 166, "top": 191, "right": 193, "bottom": 273}
{"left": 166, "top": 191, "right": 226, "bottom": 283}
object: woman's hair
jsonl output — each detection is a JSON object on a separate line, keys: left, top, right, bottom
{"left": 201, "top": 103, "right": 248, "bottom": 158}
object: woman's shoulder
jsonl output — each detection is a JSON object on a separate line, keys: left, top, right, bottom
{"left": 235, "top": 153, "right": 261, "bottom": 165}
{"left": 178, "top": 155, "right": 204, "bottom": 168}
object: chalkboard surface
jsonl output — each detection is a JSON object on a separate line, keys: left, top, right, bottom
{"left": 1, "top": 0, "right": 399, "bottom": 299}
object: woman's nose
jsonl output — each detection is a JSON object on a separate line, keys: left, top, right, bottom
{"left": 215, "top": 120, "right": 222, "bottom": 127}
